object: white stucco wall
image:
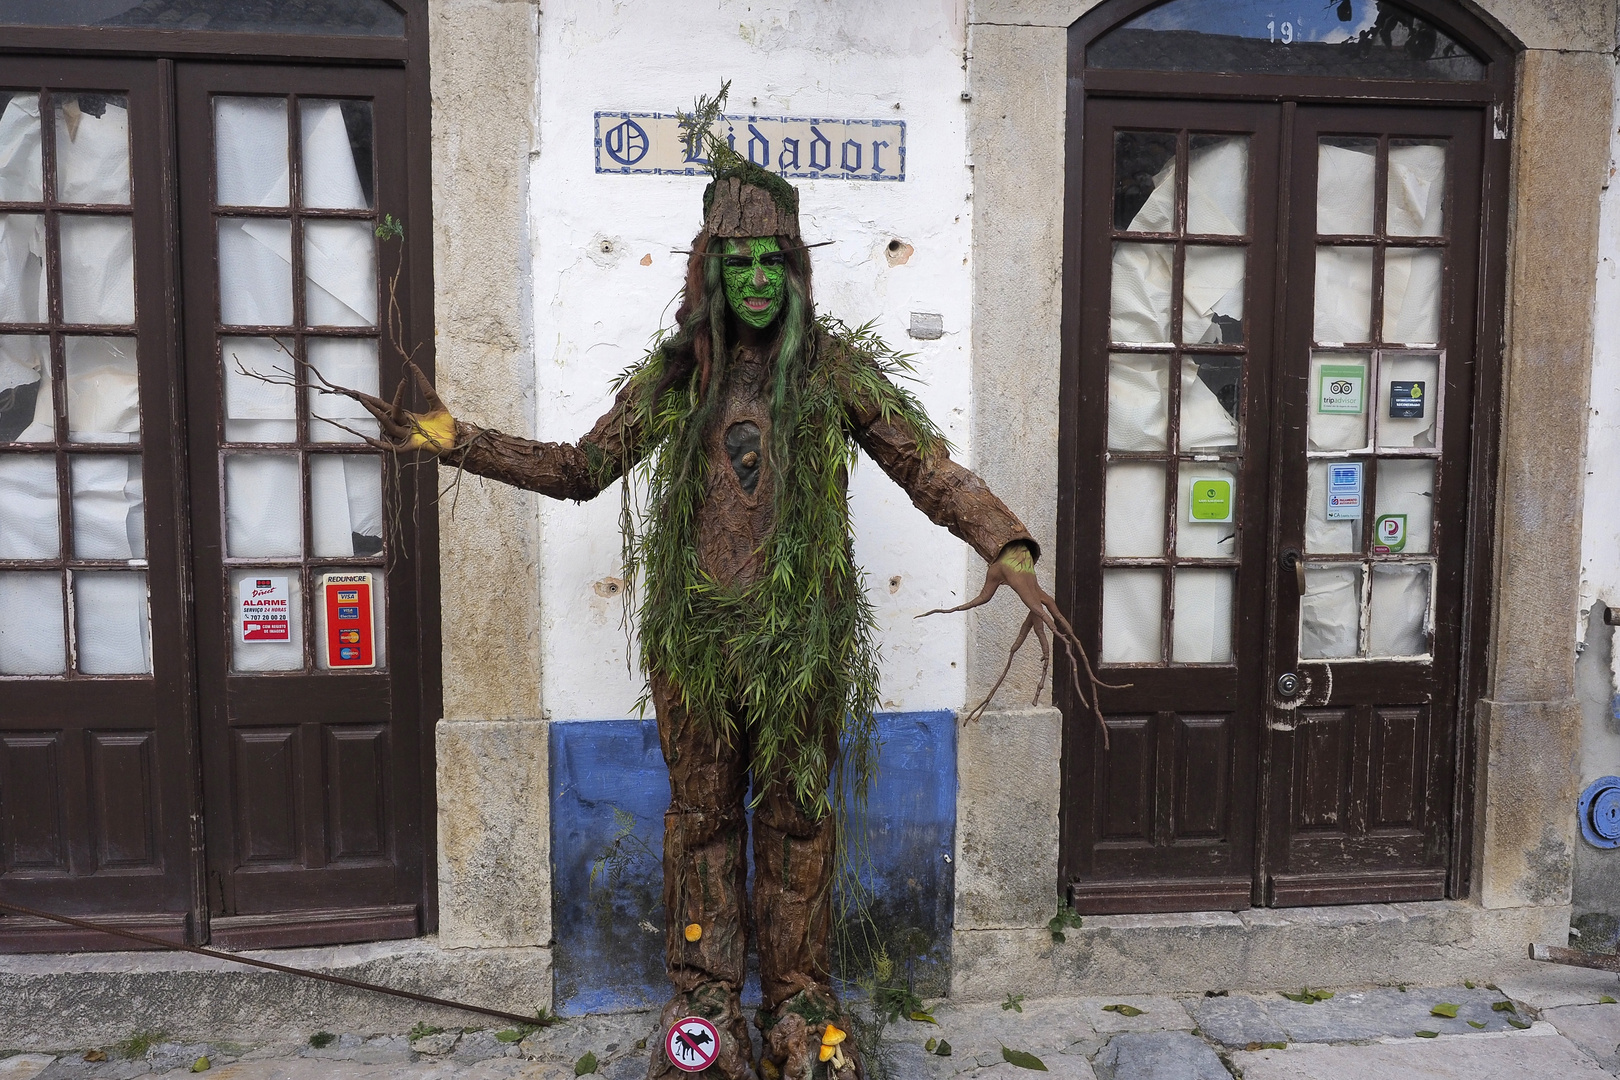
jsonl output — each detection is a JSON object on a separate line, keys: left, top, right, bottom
{"left": 529, "top": 0, "right": 976, "bottom": 721}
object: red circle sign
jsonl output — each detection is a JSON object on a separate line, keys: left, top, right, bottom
{"left": 665, "top": 1015, "right": 721, "bottom": 1073}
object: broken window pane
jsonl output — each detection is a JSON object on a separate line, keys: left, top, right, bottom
{"left": 0, "top": 454, "right": 60, "bottom": 558}
{"left": 1172, "top": 567, "right": 1234, "bottom": 663}
{"left": 0, "top": 93, "right": 43, "bottom": 202}
{"left": 1108, "top": 353, "right": 1169, "bottom": 451}
{"left": 1314, "top": 246, "right": 1374, "bottom": 343}
{"left": 1110, "top": 242, "right": 1174, "bottom": 343}
{"left": 1180, "top": 355, "right": 1241, "bottom": 451}
{"left": 70, "top": 454, "right": 144, "bottom": 560}
{"left": 1300, "top": 564, "right": 1361, "bottom": 660}
{"left": 308, "top": 337, "right": 379, "bottom": 443}
{"left": 1317, "top": 138, "right": 1377, "bottom": 235}
{"left": 54, "top": 94, "right": 130, "bottom": 205}
{"left": 1187, "top": 135, "right": 1247, "bottom": 235}
{"left": 1368, "top": 562, "right": 1431, "bottom": 657}
{"left": 1105, "top": 462, "right": 1166, "bottom": 558}
{"left": 224, "top": 452, "right": 301, "bottom": 558}
{"left": 1382, "top": 248, "right": 1442, "bottom": 345}
{"left": 310, "top": 454, "right": 383, "bottom": 558}
{"left": 1374, "top": 458, "right": 1435, "bottom": 555}
{"left": 301, "top": 100, "right": 373, "bottom": 210}
{"left": 230, "top": 568, "right": 303, "bottom": 673}
{"left": 72, "top": 570, "right": 150, "bottom": 674}
{"left": 59, "top": 214, "right": 135, "bottom": 325}
{"left": 222, "top": 336, "right": 296, "bottom": 443}
{"left": 1387, "top": 141, "right": 1447, "bottom": 237}
{"left": 1114, "top": 131, "right": 1176, "bottom": 232}
{"left": 1176, "top": 466, "right": 1237, "bottom": 558}
{"left": 1182, "top": 245, "right": 1245, "bottom": 344}
{"left": 1377, "top": 352, "right": 1439, "bottom": 449}
{"left": 65, "top": 336, "right": 140, "bottom": 443}
{"left": 0, "top": 335, "right": 52, "bottom": 443}
{"left": 218, "top": 217, "right": 292, "bottom": 326}
{"left": 0, "top": 571, "right": 65, "bottom": 674}
{"left": 1102, "top": 568, "right": 1162, "bottom": 664}
{"left": 1307, "top": 352, "right": 1370, "bottom": 451}
{"left": 214, "top": 96, "right": 289, "bottom": 208}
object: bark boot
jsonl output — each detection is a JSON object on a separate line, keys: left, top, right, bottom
{"left": 759, "top": 987, "right": 861, "bottom": 1080}
{"left": 650, "top": 983, "right": 759, "bottom": 1080}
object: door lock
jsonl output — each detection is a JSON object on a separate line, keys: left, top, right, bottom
{"left": 1276, "top": 671, "right": 1301, "bottom": 698}
{"left": 1280, "top": 548, "right": 1306, "bottom": 592}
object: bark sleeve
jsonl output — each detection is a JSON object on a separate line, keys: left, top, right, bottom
{"left": 840, "top": 358, "right": 1039, "bottom": 565}
{"left": 437, "top": 380, "right": 646, "bottom": 501}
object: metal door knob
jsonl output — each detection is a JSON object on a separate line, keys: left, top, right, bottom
{"left": 1276, "top": 671, "right": 1301, "bottom": 698}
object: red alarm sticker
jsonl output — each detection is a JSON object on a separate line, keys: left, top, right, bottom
{"left": 321, "top": 571, "right": 375, "bottom": 669}
{"left": 664, "top": 1016, "right": 720, "bottom": 1073}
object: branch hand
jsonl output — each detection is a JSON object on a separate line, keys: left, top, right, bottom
{"left": 918, "top": 541, "right": 1121, "bottom": 744}
{"left": 353, "top": 361, "right": 458, "bottom": 454}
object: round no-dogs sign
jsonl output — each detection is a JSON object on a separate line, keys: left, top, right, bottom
{"left": 665, "top": 1016, "right": 720, "bottom": 1073}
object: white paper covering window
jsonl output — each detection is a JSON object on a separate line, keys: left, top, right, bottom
{"left": 1374, "top": 459, "right": 1434, "bottom": 555}
{"left": 1313, "top": 247, "right": 1373, "bottom": 342}
{"left": 0, "top": 571, "right": 65, "bottom": 674}
{"left": 1172, "top": 569, "right": 1233, "bottom": 663}
{"left": 310, "top": 454, "right": 383, "bottom": 557}
{"left": 1103, "top": 569, "right": 1162, "bottom": 663}
{"left": 0, "top": 213, "right": 46, "bottom": 323}
{"left": 1180, "top": 358, "right": 1240, "bottom": 450}
{"left": 0, "top": 334, "right": 52, "bottom": 442}
{"left": 1306, "top": 461, "right": 1361, "bottom": 554}
{"left": 300, "top": 100, "right": 370, "bottom": 210}
{"left": 54, "top": 96, "right": 130, "bottom": 205}
{"left": 308, "top": 337, "right": 379, "bottom": 442}
{"left": 1368, "top": 563, "right": 1431, "bottom": 657}
{"left": 1317, "top": 140, "right": 1377, "bottom": 234}
{"left": 304, "top": 219, "right": 377, "bottom": 327}
{"left": 70, "top": 455, "right": 144, "bottom": 560}
{"left": 1110, "top": 242, "right": 1174, "bottom": 344}
{"left": 1382, "top": 249, "right": 1442, "bottom": 345}
{"left": 1301, "top": 564, "right": 1361, "bottom": 659}
{"left": 214, "top": 96, "right": 289, "bottom": 208}
{"left": 225, "top": 452, "right": 301, "bottom": 557}
{"left": 1387, "top": 141, "right": 1446, "bottom": 237}
{"left": 0, "top": 454, "right": 60, "bottom": 558}
{"left": 314, "top": 567, "right": 385, "bottom": 669}
{"left": 222, "top": 336, "right": 297, "bottom": 442}
{"left": 59, "top": 215, "right": 135, "bottom": 325}
{"left": 230, "top": 568, "right": 303, "bottom": 672}
{"left": 1181, "top": 245, "right": 1244, "bottom": 344}
{"left": 73, "top": 570, "right": 150, "bottom": 674}
{"left": 219, "top": 217, "right": 293, "bottom": 326}
{"left": 0, "top": 94, "right": 43, "bottom": 202}
{"left": 1378, "top": 353, "right": 1440, "bottom": 449}
{"left": 1186, "top": 136, "right": 1247, "bottom": 235}
{"left": 1176, "top": 466, "right": 1237, "bottom": 558}
{"left": 1105, "top": 462, "right": 1165, "bottom": 557}
{"left": 1107, "top": 354, "right": 1169, "bottom": 451}
{"left": 1307, "top": 353, "right": 1370, "bottom": 451}
{"left": 65, "top": 336, "right": 140, "bottom": 442}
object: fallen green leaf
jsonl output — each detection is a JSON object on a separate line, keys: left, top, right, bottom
{"left": 1464, "top": 980, "right": 1477, "bottom": 989}
{"left": 190, "top": 1058, "right": 210, "bottom": 1073}
{"left": 1430, "top": 1003, "right": 1459, "bottom": 1018}
{"left": 494, "top": 1030, "right": 525, "bottom": 1044}
{"left": 1261, "top": 1041, "right": 1287, "bottom": 1050}
{"left": 308, "top": 1033, "right": 335, "bottom": 1050}
{"left": 1506, "top": 1018, "right": 1531, "bottom": 1030}
{"left": 909, "top": 1011, "right": 937, "bottom": 1025}
{"left": 1467, "top": 1020, "right": 1486, "bottom": 1029}
{"left": 575, "top": 1052, "right": 598, "bottom": 1076}
{"left": 1003, "top": 993, "right": 1026, "bottom": 1013}
{"left": 1280, "top": 989, "right": 1332, "bottom": 1004}
{"left": 924, "top": 1038, "right": 938, "bottom": 1053}
{"left": 1102, "top": 1004, "right": 1144, "bottom": 1016}
{"left": 1487, "top": 983, "right": 1501, "bottom": 992}
{"left": 1492, "top": 1001, "right": 1516, "bottom": 1013}
{"left": 1001, "top": 1046, "right": 1048, "bottom": 1071}
{"left": 935, "top": 1040, "right": 952, "bottom": 1057}
{"left": 1415, "top": 1030, "right": 1439, "bottom": 1039}
{"left": 1601, "top": 995, "right": 1617, "bottom": 1005}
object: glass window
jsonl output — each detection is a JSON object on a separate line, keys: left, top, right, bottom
{"left": 1, "top": 0, "right": 406, "bottom": 36}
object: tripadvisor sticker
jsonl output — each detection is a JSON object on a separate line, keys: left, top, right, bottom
{"left": 1318, "top": 362, "right": 1366, "bottom": 414}
{"left": 1374, "top": 513, "right": 1408, "bottom": 553}
{"left": 1188, "top": 476, "right": 1233, "bottom": 523}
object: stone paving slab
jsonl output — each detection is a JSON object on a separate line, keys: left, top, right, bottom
{"left": 1093, "top": 1032, "right": 1227, "bottom": 1080}
{"left": 1187, "top": 994, "right": 1287, "bottom": 1048}
{"left": 1495, "top": 960, "right": 1620, "bottom": 1010}
{"left": 0, "top": 1056, "right": 55, "bottom": 1080}
{"left": 1231, "top": 1027, "right": 1612, "bottom": 1079}
{"left": 1543, "top": 1002, "right": 1620, "bottom": 1073}
{"left": 1262, "top": 986, "right": 1523, "bottom": 1041}
{"left": 1077, "top": 997, "right": 1194, "bottom": 1034}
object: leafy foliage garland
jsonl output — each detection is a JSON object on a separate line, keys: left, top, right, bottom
{"left": 608, "top": 316, "right": 942, "bottom": 819}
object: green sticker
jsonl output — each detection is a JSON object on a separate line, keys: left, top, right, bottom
{"left": 1318, "top": 362, "right": 1366, "bottom": 414}
{"left": 1188, "top": 476, "right": 1233, "bottom": 523}
{"left": 1374, "top": 513, "right": 1407, "bottom": 552}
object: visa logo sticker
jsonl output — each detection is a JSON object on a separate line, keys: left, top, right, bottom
{"left": 337, "top": 589, "right": 359, "bottom": 601}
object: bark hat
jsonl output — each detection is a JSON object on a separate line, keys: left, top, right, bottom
{"left": 701, "top": 156, "right": 802, "bottom": 241}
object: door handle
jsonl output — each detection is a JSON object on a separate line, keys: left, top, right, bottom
{"left": 1281, "top": 548, "right": 1306, "bottom": 593}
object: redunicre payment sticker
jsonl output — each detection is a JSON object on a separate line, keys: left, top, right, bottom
{"left": 321, "top": 572, "right": 375, "bottom": 669}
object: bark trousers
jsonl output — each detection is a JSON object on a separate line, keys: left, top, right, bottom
{"left": 653, "top": 674, "right": 837, "bottom": 1013}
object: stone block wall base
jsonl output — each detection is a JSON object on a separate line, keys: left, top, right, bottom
{"left": 950, "top": 901, "right": 1569, "bottom": 1001}
{"left": 0, "top": 938, "right": 552, "bottom": 1050}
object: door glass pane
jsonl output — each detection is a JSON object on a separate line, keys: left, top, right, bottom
{"left": 1108, "top": 353, "right": 1169, "bottom": 451}
{"left": 308, "top": 337, "right": 379, "bottom": 443}
{"left": 59, "top": 215, "right": 135, "bottom": 324}
{"left": 70, "top": 454, "right": 144, "bottom": 559}
{"left": 314, "top": 568, "right": 386, "bottom": 669}
{"left": 1307, "top": 352, "right": 1369, "bottom": 451}
{"left": 1182, "top": 245, "right": 1244, "bottom": 344}
{"left": 0, "top": 335, "right": 52, "bottom": 442}
{"left": 1368, "top": 563, "right": 1431, "bottom": 657}
{"left": 301, "top": 100, "right": 373, "bottom": 210}
{"left": 1377, "top": 352, "right": 1440, "bottom": 449}
{"left": 0, "top": 93, "right": 43, "bottom": 201}
{"left": 72, "top": 570, "right": 150, "bottom": 674}
{"left": 1388, "top": 141, "right": 1447, "bottom": 237}
{"left": 1114, "top": 131, "right": 1176, "bottom": 231}
{"left": 0, "top": 454, "right": 59, "bottom": 558}
{"left": 4, "top": 1, "right": 407, "bottom": 36}
{"left": 1087, "top": 0, "right": 1486, "bottom": 80}
{"left": 1314, "top": 246, "right": 1373, "bottom": 342}
{"left": 1187, "top": 135, "right": 1247, "bottom": 234}
{"left": 222, "top": 337, "right": 296, "bottom": 442}
{"left": 304, "top": 220, "right": 377, "bottom": 327}
{"left": 1374, "top": 459, "right": 1435, "bottom": 555}
{"left": 0, "top": 213, "right": 46, "bottom": 323}
{"left": 0, "top": 571, "right": 65, "bottom": 674}
{"left": 218, "top": 217, "right": 293, "bottom": 326}
{"left": 214, "top": 96, "right": 289, "bottom": 208}
{"left": 1300, "top": 564, "right": 1361, "bottom": 659}
{"left": 1181, "top": 356, "right": 1241, "bottom": 451}
{"left": 1306, "top": 460, "right": 1363, "bottom": 554}
{"left": 1105, "top": 462, "right": 1166, "bottom": 557}
{"left": 65, "top": 336, "right": 140, "bottom": 442}
{"left": 1172, "top": 568, "right": 1233, "bottom": 663}
{"left": 224, "top": 452, "right": 301, "bottom": 557}
{"left": 1176, "top": 466, "right": 1237, "bottom": 557}
{"left": 230, "top": 568, "right": 303, "bottom": 673}
{"left": 1317, "top": 139, "right": 1377, "bottom": 234}
{"left": 1382, "top": 248, "right": 1442, "bottom": 344}
{"left": 1103, "top": 568, "right": 1162, "bottom": 663}
{"left": 54, "top": 94, "right": 130, "bottom": 205}
{"left": 1111, "top": 242, "right": 1174, "bottom": 343}
{"left": 310, "top": 454, "right": 384, "bottom": 557}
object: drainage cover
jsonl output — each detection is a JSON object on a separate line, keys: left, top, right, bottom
{"left": 1578, "top": 776, "right": 1620, "bottom": 849}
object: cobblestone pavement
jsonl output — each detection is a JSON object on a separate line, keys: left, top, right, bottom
{"left": 5, "top": 967, "right": 1620, "bottom": 1080}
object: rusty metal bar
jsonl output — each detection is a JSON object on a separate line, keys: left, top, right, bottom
{"left": 1529, "top": 942, "right": 1620, "bottom": 973}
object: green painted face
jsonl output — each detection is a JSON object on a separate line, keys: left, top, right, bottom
{"left": 721, "top": 236, "right": 787, "bottom": 328}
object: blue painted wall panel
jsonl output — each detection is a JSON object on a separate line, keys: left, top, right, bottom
{"left": 549, "top": 711, "right": 956, "bottom": 1016}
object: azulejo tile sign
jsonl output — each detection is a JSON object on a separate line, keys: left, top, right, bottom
{"left": 594, "top": 111, "right": 905, "bottom": 181}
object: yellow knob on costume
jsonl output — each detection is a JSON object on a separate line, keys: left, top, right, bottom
{"left": 407, "top": 409, "right": 457, "bottom": 453}
{"left": 684, "top": 923, "right": 702, "bottom": 942}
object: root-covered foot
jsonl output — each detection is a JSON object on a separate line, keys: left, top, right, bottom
{"left": 759, "top": 989, "right": 861, "bottom": 1080}
{"left": 650, "top": 983, "right": 758, "bottom": 1080}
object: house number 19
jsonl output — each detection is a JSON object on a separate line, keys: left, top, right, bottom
{"left": 1267, "top": 21, "right": 1295, "bottom": 43}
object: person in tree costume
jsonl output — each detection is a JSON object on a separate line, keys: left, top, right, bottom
{"left": 353, "top": 119, "right": 1098, "bottom": 1080}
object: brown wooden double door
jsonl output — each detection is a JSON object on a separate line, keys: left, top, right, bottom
{"left": 0, "top": 55, "right": 428, "bottom": 950}
{"left": 1061, "top": 97, "right": 1483, "bottom": 912}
